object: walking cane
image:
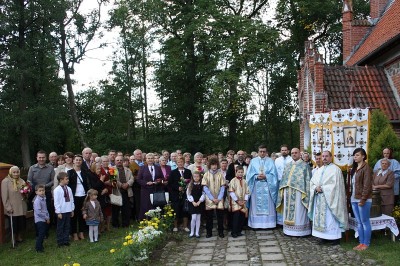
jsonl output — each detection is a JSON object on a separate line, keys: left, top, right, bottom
{"left": 10, "top": 215, "right": 15, "bottom": 248}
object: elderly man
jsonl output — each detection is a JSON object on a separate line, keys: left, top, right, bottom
{"left": 308, "top": 151, "right": 348, "bottom": 245}
{"left": 246, "top": 145, "right": 279, "bottom": 229}
{"left": 373, "top": 148, "right": 400, "bottom": 203}
{"left": 226, "top": 150, "right": 248, "bottom": 182}
{"left": 167, "top": 152, "right": 178, "bottom": 170}
{"left": 277, "top": 148, "right": 311, "bottom": 236}
{"left": 48, "top": 152, "right": 58, "bottom": 168}
{"left": 134, "top": 149, "right": 144, "bottom": 166}
{"left": 81, "top": 147, "right": 93, "bottom": 171}
{"left": 112, "top": 155, "right": 134, "bottom": 227}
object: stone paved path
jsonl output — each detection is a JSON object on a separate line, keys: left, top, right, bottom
{"left": 156, "top": 227, "right": 372, "bottom": 266}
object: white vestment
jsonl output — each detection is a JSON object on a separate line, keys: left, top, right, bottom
{"left": 311, "top": 197, "right": 342, "bottom": 240}
{"left": 282, "top": 190, "right": 311, "bottom": 236}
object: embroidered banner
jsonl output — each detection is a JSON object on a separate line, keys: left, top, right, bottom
{"left": 309, "top": 108, "right": 370, "bottom": 169}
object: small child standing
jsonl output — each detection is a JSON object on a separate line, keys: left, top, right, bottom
{"left": 228, "top": 165, "right": 250, "bottom": 238}
{"left": 54, "top": 172, "right": 74, "bottom": 247}
{"left": 33, "top": 184, "right": 50, "bottom": 252}
{"left": 186, "top": 171, "right": 205, "bottom": 238}
{"left": 82, "top": 189, "right": 103, "bottom": 242}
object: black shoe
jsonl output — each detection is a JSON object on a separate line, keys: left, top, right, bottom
{"left": 189, "top": 234, "right": 194, "bottom": 238}
{"left": 36, "top": 250, "right": 44, "bottom": 253}
{"left": 219, "top": 233, "right": 224, "bottom": 238}
{"left": 64, "top": 242, "right": 70, "bottom": 246}
{"left": 57, "top": 244, "right": 64, "bottom": 248}
{"left": 231, "top": 233, "right": 238, "bottom": 238}
{"left": 237, "top": 232, "right": 243, "bottom": 237}
{"left": 195, "top": 235, "right": 200, "bottom": 238}
{"left": 317, "top": 238, "right": 327, "bottom": 245}
{"left": 206, "top": 233, "right": 212, "bottom": 238}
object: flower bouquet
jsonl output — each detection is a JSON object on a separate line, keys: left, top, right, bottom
{"left": 178, "top": 176, "right": 190, "bottom": 199}
{"left": 108, "top": 166, "right": 118, "bottom": 186}
{"left": 392, "top": 205, "right": 400, "bottom": 226}
{"left": 20, "top": 181, "right": 32, "bottom": 198}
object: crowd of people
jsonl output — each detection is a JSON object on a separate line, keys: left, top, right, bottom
{"left": 1, "top": 145, "right": 399, "bottom": 252}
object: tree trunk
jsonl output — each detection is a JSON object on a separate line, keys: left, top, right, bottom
{"left": 59, "top": 21, "right": 87, "bottom": 148}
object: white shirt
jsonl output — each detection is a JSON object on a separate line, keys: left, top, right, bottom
{"left": 75, "top": 171, "right": 86, "bottom": 197}
{"left": 54, "top": 185, "right": 75, "bottom": 214}
{"left": 275, "top": 156, "right": 293, "bottom": 181}
{"left": 148, "top": 165, "right": 155, "bottom": 180}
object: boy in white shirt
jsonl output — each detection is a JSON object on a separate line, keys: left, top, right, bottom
{"left": 54, "top": 172, "right": 74, "bottom": 247}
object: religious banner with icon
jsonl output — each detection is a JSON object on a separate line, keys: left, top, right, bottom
{"left": 309, "top": 108, "right": 370, "bottom": 169}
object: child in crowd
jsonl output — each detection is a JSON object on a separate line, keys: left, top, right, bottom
{"left": 186, "top": 171, "right": 205, "bottom": 238}
{"left": 33, "top": 184, "right": 50, "bottom": 252}
{"left": 82, "top": 189, "right": 103, "bottom": 242}
{"left": 202, "top": 156, "right": 226, "bottom": 238}
{"left": 54, "top": 172, "right": 74, "bottom": 247}
{"left": 228, "top": 165, "right": 250, "bottom": 238}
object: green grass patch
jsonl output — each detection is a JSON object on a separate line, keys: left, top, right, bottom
{"left": 341, "top": 230, "right": 400, "bottom": 265}
{"left": 0, "top": 225, "right": 137, "bottom": 266}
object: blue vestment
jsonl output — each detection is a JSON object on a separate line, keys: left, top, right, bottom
{"left": 246, "top": 156, "right": 278, "bottom": 228}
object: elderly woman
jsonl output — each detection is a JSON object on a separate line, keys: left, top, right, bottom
{"left": 137, "top": 153, "right": 164, "bottom": 220}
{"left": 1, "top": 166, "right": 28, "bottom": 245}
{"left": 159, "top": 156, "right": 171, "bottom": 186}
{"left": 372, "top": 158, "right": 395, "bottom": 216}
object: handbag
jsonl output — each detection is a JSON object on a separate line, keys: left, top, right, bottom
{"left": 150, "top": 190, "right": 169, "bottom": 208}
{"left": 110, "top": 187, "right": 123, "bottom": 206}
{"left": 183, "top": 199, "right": 189, "bottom": 212}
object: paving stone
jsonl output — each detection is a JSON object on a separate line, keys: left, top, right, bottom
{"left": 226, "top": 247, "right": 247, "bottom": 253}
{"left": 260, "top": 246, "right": 282, "bottom": 253}
{"left": 225, "top": 254, "right": 248, "bottom": 261}
{"left": 193, "top": 248, "right": 214, "bottom": 255}
{"left": 258, "top": 240, "right": 279, "bottom": 246}
{"left": 197, "top": 242, "right": 216, "bottom": 247}
{"left": 190, "top": 255, "right": 213, "bottom": 261}
{"left": 187, "top": 264, "right": 211, "bottom": 266}
{"left": 261, "top": 253, "right": 285, "bottom": 261}
{"left": 257, "top": 235, "right": 276, "bottom": 240}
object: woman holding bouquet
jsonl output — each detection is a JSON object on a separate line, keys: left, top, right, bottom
{"left": 168, "top": 158, "right": 192, "bottom": 232}
{"left": 1, "top": 166, "right": 28, "bottom": 246}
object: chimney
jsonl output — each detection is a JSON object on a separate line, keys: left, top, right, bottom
{"left": 342, "top": 0, "right": 353, "bottom": 62}
{"left": 370, "top": 0, "right": 388, "bottom": 19}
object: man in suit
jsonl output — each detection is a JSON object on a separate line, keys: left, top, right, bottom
{"left": 137, "top": 153, "right": 164, "bottom": 220}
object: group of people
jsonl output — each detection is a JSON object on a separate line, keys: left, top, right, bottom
{"left": 1, "top": 145, "right": 399, "bottom": 252}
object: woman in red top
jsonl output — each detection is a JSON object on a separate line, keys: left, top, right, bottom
{"left": 99, "top": 155, "right": 113, "bottom": 231}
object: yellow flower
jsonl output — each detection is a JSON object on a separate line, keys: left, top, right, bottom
{"left": 169, "top": 214, "right": 173, "bottom": 217}
{"left": 73, "top": 263, "right": 80, "bottom": 266}
{"left": 128, "top": 239, "right": 134, "bottom": 245}
{"left": 125, "top": 235, "right": 132, "bottom": 240}
{"left": 64, "top": 264, "right": 70, "bottom": 266}
{"left": 123, "top": 242, "right": 128, "bottom": 246}
{"left": 110, "top": 248, "right": 116, "bottom": 253}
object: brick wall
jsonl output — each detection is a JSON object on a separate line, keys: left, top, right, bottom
{"left": 370, "top": 0, "right": 389, "bottom": 19}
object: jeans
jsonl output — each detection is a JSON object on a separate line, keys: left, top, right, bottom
{"left": 35, "top": 221, "right": 48, "bottom": 251}
{"left": 57, "top": 212, "right": 71, "bottom": 245}
{"left": 351, "top": 201, "right": 372, "bottom": 246}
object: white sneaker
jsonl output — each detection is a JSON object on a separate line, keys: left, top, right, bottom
{"left": 173, "top": 227, "right": 178, "bottom": 232}
{"left": 184, "top": 227, "right": 190, "bottom": 232}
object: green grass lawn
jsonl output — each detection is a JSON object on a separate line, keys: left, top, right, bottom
{"left": 0, "top": 225, "right": 134, "bottom": 266}
{"left": 341, "top": 230, "right": 400, "bottom": 266}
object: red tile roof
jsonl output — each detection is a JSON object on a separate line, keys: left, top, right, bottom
{"left": 346, "top": 1, "right": 400, "bottom": 65}
{"left": 323, "top": 65, "right": 400, "bottom": 120}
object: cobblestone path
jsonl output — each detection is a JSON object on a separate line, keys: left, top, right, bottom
{"left": 156, "top": 227, "right": 372, "bottom": 266}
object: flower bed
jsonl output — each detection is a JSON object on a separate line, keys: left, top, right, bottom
{"left": 112, "top": 205, "right": 175, "bottom": 265}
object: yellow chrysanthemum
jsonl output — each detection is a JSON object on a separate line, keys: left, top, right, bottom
{"left": 73, "top": 263, "right": 80, "bottom": 266}
{"left": 123, "top": 242, "right": 128, "bottom": 246}
{"left": 125, "top": 235, "right": 132, "bottom": 240}
{"left": 110, "top": 248, "right": 116, "bottom": 253}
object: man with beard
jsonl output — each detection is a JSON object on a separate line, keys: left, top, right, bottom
{"left": 308, "top": 151, "right": 348, "bottom": 245}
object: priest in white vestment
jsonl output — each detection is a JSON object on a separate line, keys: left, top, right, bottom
{"left": 308, "top": 151, "right": 348, "bottom": 245}
{"left": 276, "top": 148, "right": 311, "bottom": 236}
{"left": 246, "top": 145, "right": 278, "bottom": 229}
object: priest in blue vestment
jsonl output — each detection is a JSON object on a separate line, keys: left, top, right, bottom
{"left": 246, "top": 145, "right": 279, "bottom": 229}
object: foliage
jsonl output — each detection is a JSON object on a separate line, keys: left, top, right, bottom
{"left": 368, "top": 110, "right": 400, "bottom": 167}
